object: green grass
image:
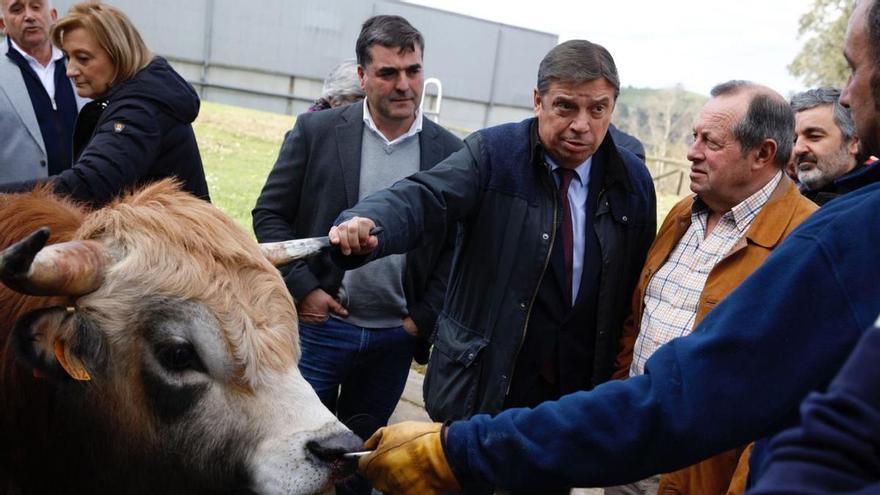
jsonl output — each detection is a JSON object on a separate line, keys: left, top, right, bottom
{"left": 194, "top": 101, "right": 686, "bottom": 236}
{"left": 194, "top": 102, "right": 294, "bottom": 234}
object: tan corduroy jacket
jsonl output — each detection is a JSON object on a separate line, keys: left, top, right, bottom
{"left": 613, "top": 175, "right": 817, "bottom": 495}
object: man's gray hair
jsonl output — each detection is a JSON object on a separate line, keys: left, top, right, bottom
{"left": 537, "top": 39, "right": 620, "bottom": 98}
{"left": 710, "top": 80, "right": 794, "bottom": 168}
{"left": 321, "top": 59, "right": 364, "bottom": 105}
{"left": 790, "top": 87, "right": 856, "bottom": 141}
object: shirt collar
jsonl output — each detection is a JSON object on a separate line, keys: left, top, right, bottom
{"left": 9, "top": 38, "right": 63, "bottom": 67}
{"left": 692, "top": 171, "right": 784, "bottom": 233}
{"left": 545, "top": 153, "right": 592, "bottom": 184}
{"left": 727, "top": 171, "right": 783, "bottom": 230}
{"left": 362, "top": 98, "right": 423, "bottom": 146}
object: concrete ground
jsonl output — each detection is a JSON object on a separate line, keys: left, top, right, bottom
{"left": 388, "top": 370, "right": 603, "bottom": 495}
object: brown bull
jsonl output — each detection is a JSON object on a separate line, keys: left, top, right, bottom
{"left": 0, "top": 181, "right": 360, "bottom": 494}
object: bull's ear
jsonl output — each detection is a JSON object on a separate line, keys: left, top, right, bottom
{"left": 54, "top": 339, "right": 91, "bottom": 381}
{"left": 12, "top": 306, "right": 105, "bottom": 382}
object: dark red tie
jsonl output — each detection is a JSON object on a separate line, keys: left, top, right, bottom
{"left": 557, "top": 168, "right": 575, "bottom": 306}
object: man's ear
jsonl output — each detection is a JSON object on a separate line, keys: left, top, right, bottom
{"left": 357, "top": 64, "right": 366, "bottom": 90}
{"left": 752, "top": 139, "right": 779, "bottom": 170}
{"left": 12, "top": 307, "right": 106, "bottom": 382}
{"left": 848, "top": 135, "right": 861, "bottom": 159}
{"left": 533, "top": 87, "right": 542, "bottom": 116}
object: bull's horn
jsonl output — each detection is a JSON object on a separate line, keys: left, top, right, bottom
{"left": 0, "top": 228, "right": 110, "bottom": 296}
{"left": 259, "top": 237, "right": 330, "bottom": 267}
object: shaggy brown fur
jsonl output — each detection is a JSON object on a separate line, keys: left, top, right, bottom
{"left": 0, "top": 180, "right": 302, "bottom": 492}
{"left": 76, "top": 180, "right": 299, "bottom": 386}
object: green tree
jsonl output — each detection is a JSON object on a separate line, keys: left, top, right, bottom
{"left": 789, "top": 0, "right": 853, "bottom": 87}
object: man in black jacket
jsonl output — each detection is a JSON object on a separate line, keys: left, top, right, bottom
{"left": 791, "top": 87, "right": 868, "bottom": 205}
{"left": 332, "top": 40, "right": 656, "bottom": 443}
{"left": 252, "top": 15, "right": 461, "bottom": 494}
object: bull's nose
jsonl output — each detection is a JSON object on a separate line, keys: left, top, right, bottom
{"left": 306, "top": 430, "right": 363, "bottom": 480}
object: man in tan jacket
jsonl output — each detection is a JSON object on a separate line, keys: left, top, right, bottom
{"left": 609, "top": 81, "right": 818, "bottom": 495}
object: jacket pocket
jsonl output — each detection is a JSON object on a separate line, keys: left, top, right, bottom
{"left": 423, "top": 313, "right": 488, "bottom": 421}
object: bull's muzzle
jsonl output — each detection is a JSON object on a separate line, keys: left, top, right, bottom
{"left": 0, "top": 227, "right": 110, "bottom": 296}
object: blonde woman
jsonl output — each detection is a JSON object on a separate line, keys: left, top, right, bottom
{"left": 0, "top": 2, "right": 209, "bottom": 206}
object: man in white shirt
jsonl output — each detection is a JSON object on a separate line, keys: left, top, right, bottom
{"left": 0, "top": 0, "right": 83, "bottom": 182}
{"left": 252, "top": 14, "right": 463, "bottom": 495}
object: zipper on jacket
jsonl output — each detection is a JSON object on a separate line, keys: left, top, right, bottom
{"left": 505, "top": 173, "right": 558, "bottom": 396}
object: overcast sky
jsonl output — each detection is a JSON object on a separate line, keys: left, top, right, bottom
{"left": 406, "top": 0, "right": 818, "bottom": 96}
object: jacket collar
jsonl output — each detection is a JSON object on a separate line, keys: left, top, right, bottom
{"left": 417, "top": 116, "right": 443, "bottom": 172}
{"left": 675, "top": 174, "right": 805, "bottom": 250}
{"left": 529, "top": 118, "right": 634, "bottom": 193}
{"left": 743, "top": 174, "right": 806, "bottom": 249}
{"left": 335, "top": 102, "right": 366, "bottom": 207}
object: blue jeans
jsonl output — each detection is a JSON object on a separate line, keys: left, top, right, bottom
{"left": 298, "top": 317, "right": 415, "bottom": 495}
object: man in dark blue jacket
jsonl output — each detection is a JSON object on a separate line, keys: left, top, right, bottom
{"left": 332, "top": 39, "right": 656, "bottom": 444}
{"left": 340, "top": 2, "right": 880, "bottom": 493}
{"left": 748, "top": 318, "right": 880, "bottom": 495}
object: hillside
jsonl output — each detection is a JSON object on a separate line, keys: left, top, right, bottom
{"left": 615, "top": 85, "right": 708, "bottom": 161}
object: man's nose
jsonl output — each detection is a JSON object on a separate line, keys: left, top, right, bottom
{"left": 394, "top": 73, "right": 411, "bottom": 93}
{"left": 570, "top": 112, "right": 590, "bottom": 133}
{"left": 840, "top": 75, "right": 853, "bottom": 108}
{"left": 792, "top": 136, "right": 808, "bottom": 157}
{"left": 686, "top": 142, "right": 702, "bottom": 163}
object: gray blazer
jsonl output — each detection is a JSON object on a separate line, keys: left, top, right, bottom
{"left": 252, "top": 102, "right": 464, "bottom": 339}
{"left": 0, "top": 39, "right": 85, "bottom": 182}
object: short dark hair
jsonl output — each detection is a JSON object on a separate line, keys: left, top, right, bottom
{"left": 790, "top": 87, "right": 856, "bottom": 141}
{"left": 710, "top": 80, "right": 795, "bottom": 168}
{"left": 355, "top": 15, "right": 424, "bottom": 67}
{"left": 537, "top": 40, "right": 620, "bottom": 98}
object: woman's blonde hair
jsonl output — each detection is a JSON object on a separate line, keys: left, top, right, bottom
{"left": 51, "top": 2, "right": 153, "bottom": 87}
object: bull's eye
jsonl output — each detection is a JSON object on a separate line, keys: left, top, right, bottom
{"left": 156, "top": 343, "right": 204, "bottom": 373}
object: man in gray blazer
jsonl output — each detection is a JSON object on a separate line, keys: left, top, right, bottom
{"left": 1, "top": 0, "right": 84, "bottom": 182}
{"left": 252, "top": 14, "right": 462, "bottom": 495}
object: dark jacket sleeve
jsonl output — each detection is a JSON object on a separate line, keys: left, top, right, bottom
{"left": 442, "top": 206, "right": 877, "bottom": 492}
{"left": 333, "top": 136, "right": 484, "bottom": 268}
{"left": 53, "top": 100, "right": 161, "bottom": 206}
{"left": 252, "top": 120, "right": 322, "bottom": 302}
{"left": 749, "top": 322, "right": 880, "bottom": 495}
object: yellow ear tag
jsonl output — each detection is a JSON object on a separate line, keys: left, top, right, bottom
{"left": 53, "top": 340, "right": 91, "bottom": 381}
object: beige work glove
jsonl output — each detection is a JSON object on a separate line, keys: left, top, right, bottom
{"left": 359, "top": 421, "right": 461, "bottom": 495}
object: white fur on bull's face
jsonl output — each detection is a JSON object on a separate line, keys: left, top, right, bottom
{"left": 63, "top": 297, "right": 360, "bottom": 494}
